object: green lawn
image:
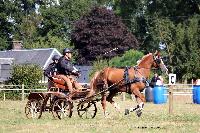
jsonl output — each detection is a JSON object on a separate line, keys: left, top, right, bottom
{"left": 0, "top": 96, "right": 200, "bottom": 133}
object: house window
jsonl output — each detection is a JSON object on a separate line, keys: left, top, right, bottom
{"left": 0, "top": 64, "right": 12, "bottom": 78}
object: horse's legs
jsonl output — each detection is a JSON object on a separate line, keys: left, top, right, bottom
{"left": 125, "top": 86, "right": 145, "bottom": 117}
{"left": 101, "top": 93, "right": 108, "bottom": 117}
{"left": 132, "top": 88, "right": 145, "bottom": 117}
{"left": 133, "top": 89, "right": 145, "bottom": 106}
{"left": 106, "top": 91, "right": 120, "bottom": 112}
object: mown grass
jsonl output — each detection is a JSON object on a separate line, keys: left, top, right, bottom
{"left": 0, "top": 95, "right": 200, "bottom": 133}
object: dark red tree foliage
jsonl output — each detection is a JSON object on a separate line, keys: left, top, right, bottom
{"left": 71, "top": 6, "right": 139, "bottom": 65}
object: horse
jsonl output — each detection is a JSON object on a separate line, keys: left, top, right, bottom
{"left": 87, "top": 51, "right": 168, "bottom": 117}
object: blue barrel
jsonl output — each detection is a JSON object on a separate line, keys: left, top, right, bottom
{"left": 194, "top": 85, "right": 200, "bottom": 104}
{"left": 153, "top": 85, "right": 167, "bottom": 104}
{"left": 192, "top": 86, "right": 197, "bottom": 103}
{"left": 163, "top": 86, "right": 167, "bottom": 103}
{"left": 145, "top": 86, "right": 153, "bottom": 102}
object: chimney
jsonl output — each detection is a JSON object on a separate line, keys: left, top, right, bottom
{"left": 12, "top": 41, "right": 23, "bottom": 50}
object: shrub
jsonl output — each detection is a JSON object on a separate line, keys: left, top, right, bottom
{"left": 90, "top": 50, "right": 144, "bottom": 78}
{"left": 9, "top": 64, "right": 43, "bottom": 85}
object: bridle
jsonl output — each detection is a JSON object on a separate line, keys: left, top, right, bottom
{"left": 135, "top": 55, "right": 162, "bottom": 70}
{"left": 153, "top": 55, "right": 162, "bottom": 69}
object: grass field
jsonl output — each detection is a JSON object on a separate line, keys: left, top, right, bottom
{"left": 0, "top": 95, "right": 200, "bottom": 133}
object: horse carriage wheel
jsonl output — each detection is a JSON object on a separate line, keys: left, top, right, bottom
{"left": 25, "top": 99, "right": 42, "bottom": 119}
{"left": 52, "top": 98, "right": 73, "bottom": 119}
{"left": 77, "top": 101, "right": 97, "bottom": 119}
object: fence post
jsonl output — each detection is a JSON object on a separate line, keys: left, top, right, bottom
{"left": 121, "top": 92, "right": 125, "bottom": 101}
{"left": 22, "top": 84, "right": 24, "bottom": 101}
{"left": 169, "top": 85, "right": 173, "bottom": 114}
{"left": 3, "top": 92, "right": 5, "bottom": 101}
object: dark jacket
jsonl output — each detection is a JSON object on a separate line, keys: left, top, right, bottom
{"left": 57, "top": 56, "right": 77, "bottom": 75}
{"left": 150, "top": 76, "right": 160, "bottom": 87}
{"left": 44, "top": 62, "right": 57, "bottom": 77}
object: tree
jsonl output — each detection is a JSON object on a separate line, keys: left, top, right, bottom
{"left": 39, "top": 0, "right": 94, "bottom": 39}
{"left": 30, "top": 32, "right": 72, "bottom": 53}
{"left": 0, "top": 0, "right": 41, "bottom": 49}
{"left": 173, "top": 16, "right": 200, "bottom": 81}
{"left": 71, "top": 6, "right": 139, "bottom": 65}
{"left": 147, "top": 15, "right": 200, "bottom": 82}
{"left": 0, "top": 1, "right": 16, "bottom": 50}
{"left": 89, "top": 50, "right": 143, "bottom": 78}
{"left": 109, "top": 50, "right": 143, "bottom": 67}
{"left": 111, "top": 0, "right": 200, "bottom": 53}
{"left": 9, "top": 64, "right": 43, "bottom": 85}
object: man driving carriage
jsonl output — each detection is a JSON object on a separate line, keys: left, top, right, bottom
{"left": 54, "top": 48, "right": 85, "bottom": 94}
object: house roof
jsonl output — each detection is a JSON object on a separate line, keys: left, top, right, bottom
{"left": 0, "top": 48, "right": 93, "bottom": 83}
{"left": 0, "top": 48, "right": 62, "bottom": 69}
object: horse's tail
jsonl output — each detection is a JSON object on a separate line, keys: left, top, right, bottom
{"left": 90, "top": 71, "right": 101, "bottom": 90}
{"left": 101, "top": 67, "right": 111, "bottom": 89}
{"left": 86, "top": 71, "right": 101, "bottom": 98}
{"left": 86, "top": 67, "right": 111, "bottom": 99}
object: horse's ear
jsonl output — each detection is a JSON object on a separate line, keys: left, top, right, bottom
{"left": 154, "top": 50, "right": 160, "bottom": 57}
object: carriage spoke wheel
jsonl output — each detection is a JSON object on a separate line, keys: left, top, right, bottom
{"left": 25, "top": 99, "right": 41, "bottom": 119}
{"left": 52, "top": 99, "right": 73, "bottom": 119}
{"left": 77, "top": 101, "right": 97, "bottom": 119}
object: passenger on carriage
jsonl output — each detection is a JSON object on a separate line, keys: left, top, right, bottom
{"left": 44, "top": 55, "right": 60, "bottom": 90}
{"left": 55, "top": 48, "right": 85, "bottom": 94}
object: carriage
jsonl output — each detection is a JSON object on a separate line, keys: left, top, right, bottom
{"left": 25, "top": 78, "right": 98, "bottom": 119}
{"left": 25, "top": 51, "right": 168, "bottom": 119}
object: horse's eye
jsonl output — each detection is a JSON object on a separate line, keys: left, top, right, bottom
{"left": 156, "top": 59, "right": 161, "bottom": 64}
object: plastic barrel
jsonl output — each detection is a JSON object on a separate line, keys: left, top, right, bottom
{"left": 153, "top": 85, "right": 166, "bottom": 104}
{"left": 195, "top": 85, "right": 200, "bottom": 104}
{"left": 163, "top": 86, "right": 167, "bottom": 103}
{"left": 145, "top": 86, "right": 153, "bottom": 102}
{"left": 192, "top": 86, "right": 197, "bottom": 104}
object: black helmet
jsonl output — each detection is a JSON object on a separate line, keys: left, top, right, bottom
{"left": 52, "top": 55, "right": 60, "bottom": 61}
{"left": 63, "top": 48, "right": 73, "bottom": 55}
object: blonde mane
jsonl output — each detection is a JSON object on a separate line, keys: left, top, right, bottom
{"left": 137, "top": 53, "right": 153, "bottom": 65}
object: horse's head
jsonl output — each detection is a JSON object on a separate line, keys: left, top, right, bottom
{"left": 152, "top": 51, "right": 168, "bottom": 75}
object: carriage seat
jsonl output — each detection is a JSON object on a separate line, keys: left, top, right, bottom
{"left": 49, "top": 77, "right": 68, "bottom": 91}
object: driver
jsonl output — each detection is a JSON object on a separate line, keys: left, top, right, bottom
{"left": 55, "top": 48, "right": 84, "bottom": 94}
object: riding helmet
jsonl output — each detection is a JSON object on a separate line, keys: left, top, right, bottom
{"left": 63, "top": 48, "right": 73, "bottom": 55}
{"left": 52, "top": 55, "right": 60, "bottom": 61}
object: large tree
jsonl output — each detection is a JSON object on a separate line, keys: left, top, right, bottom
{"left": 110, "top": 0, "right": 200, "bottom": 82}
{"left": 39, "top": 0, "right": 94, "bottom": 39}
{"left": 71, "top": 6, "right": 139, "bottom": 65}
{"left": 0, "top": 0, "right": 94, "bottom": 51}
{"left": 111, "top": 0, "right": 200, "bottom": 52}
{"left": 148, "top": 15, "right": 200, "bottom": 81}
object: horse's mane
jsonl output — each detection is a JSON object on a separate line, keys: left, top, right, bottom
{"left": 137, "top": 53, "right": 152, "bottom": 65}
{"left": 110, "top": 66, "right": 129, "bottom": 69}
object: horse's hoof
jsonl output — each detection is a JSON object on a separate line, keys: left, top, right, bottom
{"left": 125, "top": 109, "right": 129, "bottom": 115}
{"left": 136, "top": 109, "right": 142, "bottom": 117}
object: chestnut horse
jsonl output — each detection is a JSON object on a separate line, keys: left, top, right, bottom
{"left": 87, "top": 51, "right": 168, "bottom": 117}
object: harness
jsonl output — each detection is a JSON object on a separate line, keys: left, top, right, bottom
{"left": 123, "top": 66, "right": 149, "bottom": 93}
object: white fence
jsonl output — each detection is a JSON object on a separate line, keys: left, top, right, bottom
{"left": 0, "top": 84, "right": 47, "bottom": 101}
{"left": 164, "top": 84, "right": 193, "bottom": 96}
{"left": 0, "top": 83, "right": 196, "bottom": 101}
{"left": 0, "top": 83, "right": 90, "bottom": 101}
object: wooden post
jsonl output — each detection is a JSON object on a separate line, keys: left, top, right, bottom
{"left": 22, "top": 84, "right": 24, "bottom": 101}
{"left": 3, "top": 92, "right": 5, "bottom": 101}
{"left": 169, "top": 85, "right": 173, "bottom": 114}
{"left": 121, "top": 92, "right": 125, "bottom": 101}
